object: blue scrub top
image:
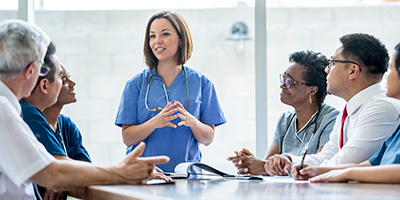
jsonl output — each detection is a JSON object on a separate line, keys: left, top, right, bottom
{"left": 20, "top": 100, "right": 91, "bottom": 162}
{"left": 58, "top": 114, "right": 91, "bottom": 162}
{"left": 115, "top": 66, "right": 226, "bottom": 172}
{"left": 369, "top": 124, "right": 400, "bottom": 166}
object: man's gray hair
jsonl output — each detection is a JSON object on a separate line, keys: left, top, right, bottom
{"left": 0, "top": 19, "right": 50, "bottom": 80}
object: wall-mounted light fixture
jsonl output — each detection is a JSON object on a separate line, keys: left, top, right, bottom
{"left": 227, "top": 22, "right": 251, "bottom": 54}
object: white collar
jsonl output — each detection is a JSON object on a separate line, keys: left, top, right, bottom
{"left": 0, "top": 80, "right": 22, "bottom": 115}
{"left": 347, "top": 83, "right": 384, "bottom": 116}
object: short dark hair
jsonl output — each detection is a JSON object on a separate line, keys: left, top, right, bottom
{"left": 289, "top": 50, "right": 328, "bottom": 106}
{"left": 143, "top": 10, "right": 193, "bottom": 69}
{"left": 339, "top": 33, "right": 389, "bottom": 75}
{"left": 394, "top": 42, "right": 400, "bottom": 76}
{"left": 33, "top": 41, "right": 57, "bottom": 91}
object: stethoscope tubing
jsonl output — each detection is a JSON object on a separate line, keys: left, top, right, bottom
{"left": 145, "top": 66, "right": 188, "bottom": 112}
{"left": 298, "top": 107, "right": 321, "bottom": 155}
{"left": 281, "top": 106, "right": 321, "bottom": 155}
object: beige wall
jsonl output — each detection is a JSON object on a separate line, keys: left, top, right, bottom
{"left": 1, "top": 5, "right": 399, "bottom": 173}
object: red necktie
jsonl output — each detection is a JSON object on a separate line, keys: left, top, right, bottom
{"left": 339, "top": 105, "right": 348, "bottom": 149}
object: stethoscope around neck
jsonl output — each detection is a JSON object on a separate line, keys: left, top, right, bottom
{"left": 282, "top": 106, "right": 321, "bottom": 155}
{"left": 144, "top": 66, "right": 188, "bottom": 112}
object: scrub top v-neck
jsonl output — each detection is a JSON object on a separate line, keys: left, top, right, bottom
{"left": 115, "top": 66, "right": 226, "bottom": 172}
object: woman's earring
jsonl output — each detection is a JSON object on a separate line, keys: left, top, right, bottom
{"left": 309, "top": 94, "right": 313, "bottom": 104}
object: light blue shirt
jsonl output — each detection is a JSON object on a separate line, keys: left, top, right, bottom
{"left": 369, "top": 124, "right": 400, "bottom": 165}
{"left": 272, "top": 104, "right": 339, "bottom": 156}
{"left": 115, "top": 66, "right": 226, "bottom": 172}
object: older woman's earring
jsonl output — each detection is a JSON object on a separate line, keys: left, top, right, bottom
{"left": 309, "top": 94, "right": 313, "bottom": 104}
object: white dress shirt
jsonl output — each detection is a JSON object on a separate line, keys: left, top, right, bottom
{"left": 290, "top": 83, "right": 400, "bottom": 166}
{"left": 0, "top": 81, "right": 55, "bottom": 199}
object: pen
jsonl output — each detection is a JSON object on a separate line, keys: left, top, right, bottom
{"left": 296, "top": 149, "right": 307, "bottom": 179}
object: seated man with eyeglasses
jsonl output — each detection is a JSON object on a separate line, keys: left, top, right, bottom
{"left": 227, "top": 50, "right": 339, "bottom": 176}
{"left": 265, "top": 33, "right": 400, "bottom": 177}
{"left": 19, "top": 42, "right": 82, "bottom": 199}
{"left": 20, "top": 42, "right": 65, "bottom": 159}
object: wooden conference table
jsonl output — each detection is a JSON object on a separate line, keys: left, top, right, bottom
{"left": 82, "top": 177, "right": 400, "bottom": 200}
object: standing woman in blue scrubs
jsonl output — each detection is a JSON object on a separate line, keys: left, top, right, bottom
{"left": 115, "top": 10, "right": 226, "bottom": 172}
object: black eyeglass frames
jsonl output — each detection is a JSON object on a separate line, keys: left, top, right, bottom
{"left": 326, "top": 59, "right": 361, "bottom": 71}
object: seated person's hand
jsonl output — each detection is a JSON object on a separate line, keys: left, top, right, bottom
{"left": 291, "top": 164, "right": 333, "bottom": 180}
{"left": 227, "top": 149, "right": 267, "bottom": 175}
{"left": 237, "top": 156, "right": 268, "bottom": 175}
{"left": 43, "top": 188, "right": 66, "bottom": 200}
{"left": 290, "top": 163, "right": 312, "bottom": 180}
{"left": 227, "top": 148, "right": 253, "bottom": 159}
{"left": 264, "top": 154, "right": 292, "bottom": 176}
{"left": 309, "top": 169, "right": 350, "bottom": 183}
{"left": 150, "top": 167, "right": 172, "bottom": 182}
{"left": 236, "top": 148, "right": 254, "bottom": 157}
{"left": 227, "top": 153, "right": 244, "bottom": 172}
{"left": 117, "top": 142, "right": 169, "bottom": 184}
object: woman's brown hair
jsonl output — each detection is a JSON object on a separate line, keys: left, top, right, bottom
{"left": 143, "top": 10, "right": 193, "bottom": 69}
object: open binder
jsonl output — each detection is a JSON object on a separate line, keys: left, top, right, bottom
{"left": 166, "top": 162, "right": 263, "bottom": 180}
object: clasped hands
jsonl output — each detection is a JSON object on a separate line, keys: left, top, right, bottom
{"left": 226, "top": 148, "right": 268, "bottom": 176}
{"left": 152, "top": 100, "right": 196, "bottom": 129}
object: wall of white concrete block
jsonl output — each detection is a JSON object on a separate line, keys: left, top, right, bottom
{"left": 1, "top": 4, "right": 399, "bottom": 174}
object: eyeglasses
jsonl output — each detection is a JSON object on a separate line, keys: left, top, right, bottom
{"left": 39, "top": 64, "right": 49, "bottom": 77}
{"left": 326, "top": 59, "right": 361, "bottom": 71}
{"left": 25, "top": 61, "right": 49, "bottom": 77}
{"left": 279, "top": 73, "right": 309, "bottom": 89}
